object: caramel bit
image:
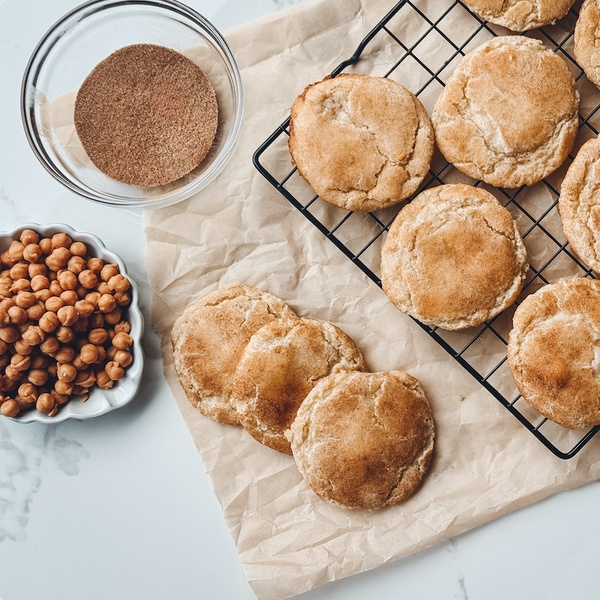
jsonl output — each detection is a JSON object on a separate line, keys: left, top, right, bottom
{"left": 0, "top": 228, "right": 136, "bottom": 418}
{"left": 74, "top": 43, "right": 219, "bottom": 187}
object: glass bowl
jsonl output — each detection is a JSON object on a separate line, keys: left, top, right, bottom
{"left": 1, "top": 223, "right": 145, "bottom": 423}
{"left": 21, "top": 0, "right": 244, "bottom": 209}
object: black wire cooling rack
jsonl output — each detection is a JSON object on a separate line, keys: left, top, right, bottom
{"left": 252, "top": 0, "right": 600, "bottom": 459}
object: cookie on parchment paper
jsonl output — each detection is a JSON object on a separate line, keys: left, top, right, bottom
{"left": 432, "top": 36, "right": 579, "bottom": 188}
{"left": 462, "top": 0, "right": 575, "bottom": 32}
{"left": 171, "top": 284, "right": 297, "bottom": 425}
{"left": 507, "top": 277, "right": 600, "bottom": 429}
{"left": 289, "top": 73, "right": 434, "bottom": 212}
{"left": 380, "top": 184, "right": 528, "bottom": 330}
{"left": 290, "top": 370, "right": 435, "bottom": 510}
{"left": 232, "top": 317, "right": 366, "bottom": 455}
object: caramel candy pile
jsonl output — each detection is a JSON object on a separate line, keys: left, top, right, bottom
{"left": 0, "top": 228, "right": 134, "bottom": 418}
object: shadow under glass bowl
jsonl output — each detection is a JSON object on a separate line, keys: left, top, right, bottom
{"left": 21, "top": 0, "right": 244, "bottom": 209}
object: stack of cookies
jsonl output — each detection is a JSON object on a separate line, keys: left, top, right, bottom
{"left": 172, "top": 284, "right": 435, "bottom": 510}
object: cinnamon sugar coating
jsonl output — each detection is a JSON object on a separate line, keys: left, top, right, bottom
{"left": 289, "top": 74, "right": 434, "bottom": 212}
{"left": 508, "top": 278, "right": 600, "bottom": 429}
{"left": 74, "top": 44, "right": 218, "bottom": 187}
{"left": 290, "top": 370, "right": 435, "bottom": 510}
{"left": 432, "top": 36, "right": 579, "bottom": 188}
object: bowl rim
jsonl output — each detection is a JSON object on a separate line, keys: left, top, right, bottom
{"left": 20, "top": 0, "right": 244, "bottom": 209}
{"left": 1, "top": 222, "right": 146, "bottom": 424}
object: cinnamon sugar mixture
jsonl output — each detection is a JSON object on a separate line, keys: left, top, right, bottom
{"left": 74, "top": 44, "right": 219, "bottom": 187}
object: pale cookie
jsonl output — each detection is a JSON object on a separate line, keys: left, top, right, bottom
{"left": 463, "top": 0, "right": 575, "bottom": 31}
{"left": 381, "top": 184, "right": 528, "bottom": 330}
{"left": 558, "top": 137, "right": 600, "bottom": 272}
{"left": 432, "top": 36, "right": 579, "bottom": 188}
{"left": 290, "top": 370, "right": 435, "bottom": 510}
{"left": 288, "top": 74, "right": 434, "bottom": 212}
{"left": 575, "top": 0, "right": 600, "bottom": 89}
{"left": 507, "top": 277, "right": 600, "bottom": 429}
{"left": 171, "top": 285, "right": 297, "bottom": 425}
{"left": 232, "top": 317, "right": 366, "bottom": 455}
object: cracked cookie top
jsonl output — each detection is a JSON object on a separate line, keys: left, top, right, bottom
{"left": 289, "top": 370, "right": 435, "bottom": 510}
{"left": 432, "top": 36, "right": 579, "bottom": 188}
{"left": 381, "top": 184, "right": 528, "bottom": 330}
{"left": 288, "top": 74, "right": 434, "bottom": 212}
{"left": 231, "top": 317, "right": 366, "bottom": 455}
{"left": 558, "top": 137, "right": 600, "bottom": 273}
{"left": 575, "top": 0, "right": 600, "bottom": 89}
{"left": 462, "top": 0, "right": 575, "bottom": 32}
{"left": 171, "top": 284, "right": 297, "bottom": 425}
{"left": 507, "top": 277, "right": 600, "bottom": 429}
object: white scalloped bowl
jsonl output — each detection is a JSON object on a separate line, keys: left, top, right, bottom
{"left": 1, "top": 223, "right": 144, "bottom": 423}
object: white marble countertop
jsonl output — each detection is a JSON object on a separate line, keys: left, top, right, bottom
{"left": 1, "top": 1, "right": 599, "bottom": 599}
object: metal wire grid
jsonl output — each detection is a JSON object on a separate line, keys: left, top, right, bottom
{"left": 252, "top": 0, "right": 600, "bottom": 459}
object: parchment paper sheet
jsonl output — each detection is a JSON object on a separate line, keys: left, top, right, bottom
{"left": 144, "top": 1, "right": 600, "bottom": 598}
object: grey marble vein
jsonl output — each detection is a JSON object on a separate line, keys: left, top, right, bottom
{"left": 269, "top": 0, "right": 305, "bottom": 6}
{"left": 448, "top": 538, "right": 469, "bottom": 600}
{"left": 0, "top": 422, "right": 90, "bottom": 542}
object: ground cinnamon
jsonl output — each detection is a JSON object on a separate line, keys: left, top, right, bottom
{"left": 74, "top": 43, "right": 219, "bottom": 187}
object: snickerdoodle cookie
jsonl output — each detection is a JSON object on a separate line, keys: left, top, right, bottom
{"left": 232, "top": 317, "right": 366, "bottom": 454}
{"left": 507, "top": 277, "right": 600, "bottom": 429}
{"left": 290, "top": 370, "right": 435, "bottom": 510}
{"left": 558, "top": 137, "right": 600, "bottom": 272}
{"left": 289, "top": 74, "right": 434, "bottom": 212}
{"left": 380, "top": 184, "right": 528, "bottom": 330}
{"left": 171, "top": 285, "right": 297, "bottom": 425}
{"left": 432, "top": 36, "right": 579, "bottom": 188}
{"left": 575, "top": 0, "right": 600, "bottom": 89}
{"left": 462, "top": 0, "right": 575, "bottom": 31}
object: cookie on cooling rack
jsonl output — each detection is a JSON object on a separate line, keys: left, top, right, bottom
{"left": 575, "top": 0, "right": 600, "bottom": 89}
{"left": 231, "top": 317, "right": 366, "bottom": 454}
{"left": 507, "top": 277, "right": 600, "bottom": 429}
{"left": 431, "top": 36, "right": 579, "bottom": 188}
{"left": 288, "top": 73, "right": 434, "bottom": 212}
{"left": 558, "top": 137, "right": 600, "bottom": 273}
{"left": 171, "top": 284, "right": 297, "bottom": 425}
{"left": 462, "top": 0, "right": 575, "bottom": 31}
{"left": 289, "top": 370, "right": 435, "bottom": 510}
{"left": 380, "top": 184, "right": 528, "bottom": 330}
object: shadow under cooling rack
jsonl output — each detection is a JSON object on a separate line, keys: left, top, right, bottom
{"left": 252, "top": 0, "right": 600, "bottom": 459}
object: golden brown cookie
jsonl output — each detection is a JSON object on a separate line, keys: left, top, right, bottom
{"left": 507, "top": 277, "right": 600, "bottom": 429}
{"left": 463, "top": 0, "right": 575, "bottom": 31}
{"left": 232, "top": 317, "right": 366, "bottom": 454}
{"left": 171, "top": 285, "right": 297, "bottom": 425}
{"left": 432, "top": 36, "right": 579, "bottom": 188}
{"left": 381, "top": 184, "right": 528, "bottom": 330}
{"left": 289, "top": 370, "right": 435, "bottom": 510}
{"left": 575, "top": 0, "right": 600, "bottom": 89}
{"left": 289, "top": 74, "right": 434, "bottom": 212}
{"left": 558, "top": 137, "right": 600, "bottom": 272}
